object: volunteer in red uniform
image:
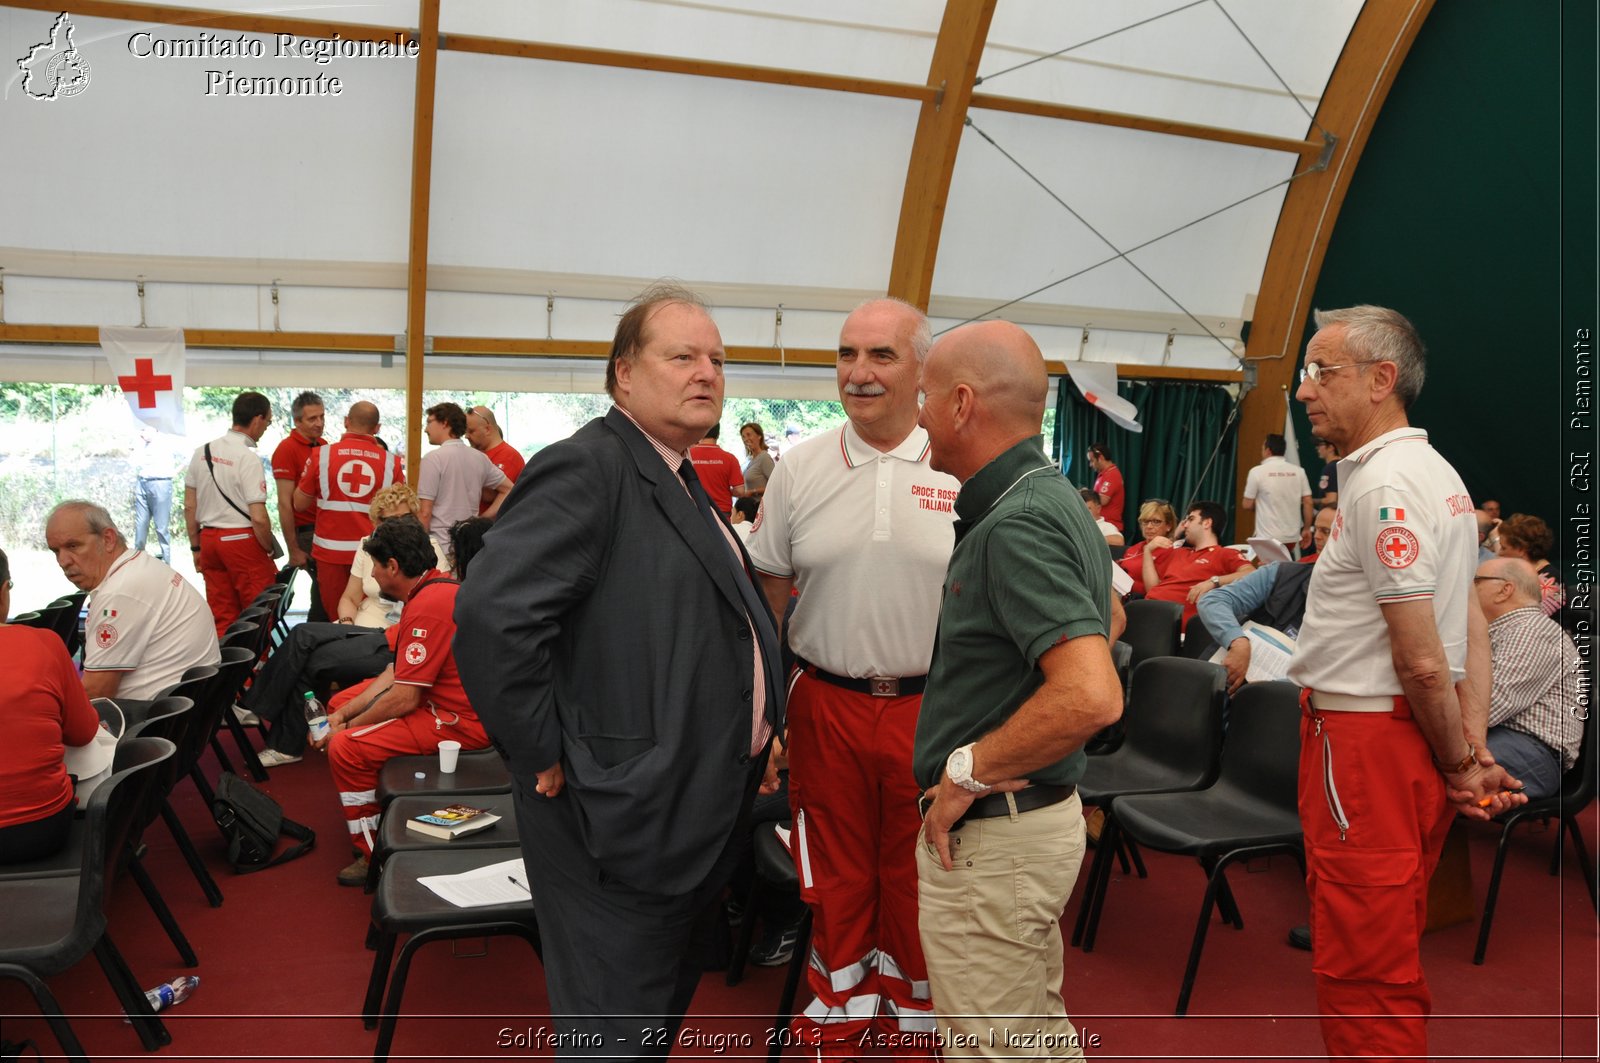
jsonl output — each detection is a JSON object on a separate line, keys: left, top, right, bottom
{"left": 748, "top": 298, "right": 955, "bottom": 1057}
{"left": 315, "top": 515, "right": 488, "bottom": 886}
{"left": 271, "top": 390, "right": 326, "bottom": 620}
{"left": 689, "top": 422, "right": 746, "bottom": 518}
{"left": 1289, "top": 305, "right": 1523, "bottom": 1061}
{"left": 184, "top": 391, "right": 279, "bottom": 636}
{"left": 295, "top": 401, "right": 403, "bottom": 624}
{"left": 1140, "top": 500, "right": 1253, "bottom": 625}
{"left": 1087, "top": 441, "right": 1125, "bottom": 531}
{"left": 465, "top": 405, "right": 526, "bottom": 512}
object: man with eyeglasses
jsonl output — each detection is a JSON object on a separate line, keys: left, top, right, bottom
{"left": 1287, "top": 306, "right": 1524, "bottom": 1061}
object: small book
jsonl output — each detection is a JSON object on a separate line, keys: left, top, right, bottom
{"left": 405, "top": 803, "right": 502, "bottom": 841}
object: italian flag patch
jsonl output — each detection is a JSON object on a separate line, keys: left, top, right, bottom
{"left": 1378, "top": 507, "right": 1406, "bottom": 521}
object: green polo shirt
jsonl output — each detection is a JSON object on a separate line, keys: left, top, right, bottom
{"left": 912, "top": 437, "right": 1111, "bottom": 789}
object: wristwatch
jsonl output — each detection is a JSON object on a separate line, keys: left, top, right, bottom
{"left": 946, "top": 744, "right": 989, "bottom": 793}
{"left": 1433, "top": 743, "right": 1477, "bottom": 775}
{"left": 1210, "top": 576, "right": 1221, "bottom": 587}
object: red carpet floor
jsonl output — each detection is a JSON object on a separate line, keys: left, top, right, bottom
{"left": 2, "top": 741, "right": 1595, "bottom": 1062}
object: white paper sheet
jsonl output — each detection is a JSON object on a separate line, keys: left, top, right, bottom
{"left": 1210, "top": 621, "right": 1297, "bottom": 682}
{"left": 417, "top": 856, "right": 530, "bottom": 908}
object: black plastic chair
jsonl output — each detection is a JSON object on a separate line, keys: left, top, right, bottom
{"left": 363, "top": 845, "right": 542, "bottom": 1063}
{"left": 725, "top": 823, "right": 813, "bottom": 1061}
{"left": 1474, "top": 693, "right": 1599, "bottom": 963}
{"left": 1110, "top": 680, "right": 1304, "bottom": 1014}
{"left": 0, "top": 736, "right": 177, "bottom": 1058}
{"left": 1087, "top": 641, "right": 1137, "bottom": 756}
{"left": 54, "top": 591, "right": 88, "bottom": 659}
{"left": 365, "top": 791, "right": 519, "bottom": 894}
{"left": 374, "top": 748, "right": 512, "bottom": 811}
{"left": 199, "top": 646, "right": 264, "bottom": 786}
{"left": 1072, "top": 657, "right": 1228, "bottom": 952}
{"left": 9, "top": 609, "right": 43, "bottom": 627}
{"left": 211, "top": 631, "right": 270, "bottom": 782}
{"left": 1119, "top": 599, "right": 1183, "bottom": 670}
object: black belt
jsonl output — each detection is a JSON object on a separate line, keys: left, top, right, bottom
{"left": 920, "top": 783, "right": 1077, "bottom": 829}
{"left": 797, "top": 657, "right": 926, "bottom": 698}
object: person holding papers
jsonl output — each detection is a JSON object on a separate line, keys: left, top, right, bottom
{"left": 1195, "top": 507, "right": 1335, "bottom": 692}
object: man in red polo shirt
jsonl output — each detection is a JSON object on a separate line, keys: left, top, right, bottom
{"left": 466, "top": 405, "right": 526, "bottom": 512}
{"left": 295, "top": 401, "right": 404, "bottom": 623}
{"left": 271, "top": 391, "right": 326, "bottom": 619}
{"left": 1142, "top": 499, "right": 1254, "bottom": 625}
{"left": 689, "top": 423, "right": 746, "bottom": 518}
{"left": 1087, "top": 441, "right": 1125, "bottom": 532}
{"left": 315, "top": 515, "right": 487, "bottom": 885}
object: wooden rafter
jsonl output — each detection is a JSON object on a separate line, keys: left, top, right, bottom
{"left": 886, "top": 0, "right": 998, "bottom": 310}
{"left": 969, "top": 94, "right": 1322, "bottom": 157}
{"left": 402, "top": 0, "right": 440, "bottom": 483}
{"left": 1234, "top": 0, "right": 1435, "bottom": 532}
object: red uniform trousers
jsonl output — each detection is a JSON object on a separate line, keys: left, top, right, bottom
{"left": 328, "top": 706, "right": 488, "bottom": 856}
{"left": 315, "top": 561, "right": 353, "bottom": 624}
{"left": 1299, "top": 693, "right": 1452, "bottom": 1063}
{"left": 199, "top": 527, "right": 277, "bottom": 637}
{"left": 786, "top": 670, "right": 935, "bottom": 1060}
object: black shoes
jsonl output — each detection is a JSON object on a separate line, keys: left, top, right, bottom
{"left": 1287, "top": 924, "right": 1312, "bottom": 951}
{"left": 749, "top": 923, "right": 802, "bottom": 967}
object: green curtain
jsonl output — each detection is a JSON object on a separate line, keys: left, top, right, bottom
{"left": 1053, "top": 377, "right": 1242, "bottom": 541}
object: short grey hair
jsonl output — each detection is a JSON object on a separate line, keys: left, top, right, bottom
{"left": 48, "top": 499, "right": 126, "bottom": 547}
{"left": 1497, "top": 558, "right": 1543, "bottom": 603}
{"left": 853, "top": 297, "right": 933, "bottom": 363}
{"left": 1312, "top": 305, "right": 1426, "bottom": 408}
{"left": 291, "top": 391, "right": 324, "bottom": 420}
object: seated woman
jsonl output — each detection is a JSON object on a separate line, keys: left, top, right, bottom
{"left": 1497, "top": 514, "right": 1564, "bottom": 616}
{"left": 1118, "top": 499, "right": 1178, "bottom": 596}
{"left": 0, "top": 546, "right": 101, "bottom": 863}
{"left": 246, "top": 483, "right": 446, "bottom": 766}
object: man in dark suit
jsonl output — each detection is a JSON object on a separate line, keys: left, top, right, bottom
{"left": 455, "top": 283, "right": 784, "bottom": 1059}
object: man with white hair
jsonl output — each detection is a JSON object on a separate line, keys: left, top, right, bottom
{"left": 1474, "top": 556, "right": 1583, "bottom": 799}
{"left": 748, "top": 298, "right": 955, "bottom": 1053}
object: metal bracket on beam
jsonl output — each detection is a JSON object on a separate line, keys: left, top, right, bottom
{"left": 1313, "top": 131, "right": 1338, "bottom": 173}
{"left": 546, "top": 292, "right": 555, "bottom": 340}
{"left": 0, "top": 267, "right": 6, "bottom": 325}
{"left": 1241, "top": 359, "right": 1258, "bottom": 395}
{"left": 270, "top": 279, "right": 281, "bottom": 332}
{"left": 1161, "top": 329, "right": 1176, "bottom": 365}
{"left": 1079, "top": 327, "right": 1090, "bottom": 359}
{"left": 136, "top": 277, "right": 147, "bottom": 328}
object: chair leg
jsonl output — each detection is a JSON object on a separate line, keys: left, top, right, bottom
{"left": 1175, "top": 863, "right": 1230, "bottom": 1016}
{"left": 1126, "top": 836, "right": 1148, "bottom": 879}
{"left": 362, "top": 927, "right": 397, "bottom": 1030}
{"left": 1070, "top": 819, "right": 1110, "bottom": 948}
{"left": 220, "top": 711, "right": 269, "bottom": 782}
{"left": 128, "top": 852, "right": 199, "bottom": 967}
{"left": 160, "top": 801, "right": 224, "bottom": 907}
{"left": 209, "top": 736, "right": 238, "bottom": 780}
{"left": 94, "top": 931, "right": 171, "bottom": 1049}
{"left": 373, "top": 930, "right": 433, "bottom": 1063}
{"left": 0, "top": 966, "right": 90, "bottom": 1063}
{"left": 188, "top": 766, "right": 217, "bottom": 809}
{"left": 1472, "top": 820, "right": 1519, "bottom": 965}
{"left": 770, "top": 909, "right": 813, "bottom": 1062}
{"left": 1562, "top": 815, "right": 1600, "bottom": 914}
{"left": 1203, "top": 858, "right": 1243, "bottom": 929}
{"left": 1081, "top": 817, "right": 1122, "bottom": 953}
{"left": 726, "top": 876, "right": 764, "bottom": 988}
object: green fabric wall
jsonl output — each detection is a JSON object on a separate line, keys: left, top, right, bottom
{"left": 1297, "top": 0, "right": 1583, "bottom": 540}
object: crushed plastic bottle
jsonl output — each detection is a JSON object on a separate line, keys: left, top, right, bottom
{"left": 143, "top": 974, "right": 199, "bottom": 1012}
{"left": 304, "top": 691, "right": 329, "bottom": 744}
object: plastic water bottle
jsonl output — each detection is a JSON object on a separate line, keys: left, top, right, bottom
{"left": 304, "top": 691, "right": 329, "bottom": 743}
{"left": 144, "top": 975, "right": 199, "bottom": 1012}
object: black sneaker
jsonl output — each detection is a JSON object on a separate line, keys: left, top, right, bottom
{"left": 1287, "top": 924, "right": 1312, "bottom": 951}
{"left": 749, "top": 924, "right": 800, "bottom": 967}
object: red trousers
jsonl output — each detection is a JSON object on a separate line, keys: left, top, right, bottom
{"left": 786, "top": 670, "right": 935, "bottom": 1060}
{"left": 315, "top": 561, "right": 353, "bottom": 625}
{"left": 1299, "top": 697, "right": 1452, "bottom": 1063}
{"left": 198, "top": 528, "right": 277, "bottom": 637}
{"left": 327, "top": 706, "right": 488, "bottom": 856}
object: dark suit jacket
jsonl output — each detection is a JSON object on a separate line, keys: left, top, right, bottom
{"left": 455, "top": 408, "right": 783, "bottom": 895}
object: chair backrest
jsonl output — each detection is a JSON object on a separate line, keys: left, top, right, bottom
{"left": 46, "top": 596, "right": 81, "bottom": 647}
{"left": 1120, "top": 599, "right": 1183, "bottom": 669}
{"left": 220, "top": 620, "right": 260, "bottom": 653}
{"left": 1111, "top": 640, "right": 1133, "bottom": 697}
{"left": 1212, "top": 680, "right": 1301, "bottom": 808}
{"left": 156, "top": 663, "right": 219, "bottom": 703}
{"left": 1121, "top": 657, "right": 1228, "bottom": 783}
{"left": 208, "top": 645, "right": 260, "bottom": 713}
{"left": 1559, "top": 676, "right": 1597, "bottom": 807}
{"left": 123, "top": 697, "right": 196, "bottom": 830}
{"left": 9, "top": 610, "right": 44, "bottom": 627}
{"left": 75, "top": 737, "right": 176, "bottom": 933}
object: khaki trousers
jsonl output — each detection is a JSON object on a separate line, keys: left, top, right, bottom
{"left": 916, "top": 792, "right": 1088, "bottom": 1061}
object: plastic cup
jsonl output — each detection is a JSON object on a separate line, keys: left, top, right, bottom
{"left": 438, "top": 740, "right": 462, "bottom": 774}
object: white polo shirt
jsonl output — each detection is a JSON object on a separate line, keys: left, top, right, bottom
{"left": 1288, "top": 427, "right": 1477, "bottom": 696}
{"left": 85, "top": 549, "right": 221, "bottom": 700}
{"left": 1244, "top": 454, "right": 1311, "bottom": 543}
{"left": 746, "top": 422, "right": 958, "bottom": 678}
{"left": 184, "top": 429, "right": 269, "bottom": 529}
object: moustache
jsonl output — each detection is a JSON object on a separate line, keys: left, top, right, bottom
{"left": 843, "top": 383, "right": 887, "bottom": 397}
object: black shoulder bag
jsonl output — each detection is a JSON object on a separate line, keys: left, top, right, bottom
{"left": 211, "top": 771, "right": 315, "bottom": 873}
{"left": 202, "top": 443, "right": 284, "bottom": 559}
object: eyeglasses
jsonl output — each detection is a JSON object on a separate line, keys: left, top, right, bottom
{"left": 1138, "top": 518, "right": 1168, "bottom": 526}
{"left": 1299, "top": 360, "right": 1375, "bottom": 385}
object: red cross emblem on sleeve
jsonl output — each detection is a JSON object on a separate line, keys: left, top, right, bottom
{"left": 337, "top": 460, "right": 377, "bottom": 498}
{"left": 117, "top": 358, "right": 173, "bottom": 409}
{"left": 1377, "top": 527, "right": 1420, "bottom": 569}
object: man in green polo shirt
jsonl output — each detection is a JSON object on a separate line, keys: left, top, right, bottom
{"left": 913, "top": 319, "right": 1123, "bottom": 1059}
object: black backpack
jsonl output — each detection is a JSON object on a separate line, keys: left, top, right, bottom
{"left": 211, "top": 772, "right": 315, "bottom": 873}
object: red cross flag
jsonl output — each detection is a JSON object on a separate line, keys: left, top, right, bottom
{"left": 99, "top": 326, "right": 186, "bottom": 435}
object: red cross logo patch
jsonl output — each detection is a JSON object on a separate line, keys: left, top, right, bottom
{"left": 94, "top": 622, "right": 118, "bottom": 648}
{"left": 404, "top": 641, "right": 427, "bottom": 666}
{"left": 1377, "top": 527, "right": 1420, "bottom": 569}
{"left": 337, "top": 459, "right": 377, "bottom": 498}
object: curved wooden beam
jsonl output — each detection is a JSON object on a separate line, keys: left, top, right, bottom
{"left": 885, "top": 0, "right": 998, "bottom": 310}
{"left": 1234, "top": 0, "right": 1435, "bottom": 530}
{"left": 402, "top": 0, "right": 440, "bottom": 483}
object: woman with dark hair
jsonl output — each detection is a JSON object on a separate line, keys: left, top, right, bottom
{"left": 1498, "top": 513, "right": 1564, "bottom": 615}
{"left": 0, "top": 546, "right": 101, "bottom": 862}
{"left": 739, "top": 422, "right": 775, "bottom": 501}
{"left": 448, "top": 516, "right": 494, "bottom": 579}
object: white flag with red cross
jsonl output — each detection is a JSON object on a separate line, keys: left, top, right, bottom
{"left": 100, "top": 326, "right": 186, "bottom": 435}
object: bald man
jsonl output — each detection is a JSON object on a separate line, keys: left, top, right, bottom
{"left": 295, "top": 401, "right": 405, "bottom": 621}
{"left": 465, "top": 405, "right": 525, "bottom": 509}
{"left": 913, "top": 320, "right": 1122, "bottom": 1060}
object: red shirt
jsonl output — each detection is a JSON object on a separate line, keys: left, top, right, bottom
{"left": 271, "top": 431, "right": 323, "bottom": 527}
{"left": 393, "top": 571, "right": 476, "bottom": 726}
{"left": 0, "top": 626, "right": 100, "bottom": 828}
{"left": 690, "top": 443, "right": 745, "bottom": 516}
{"left": 298, "top": 433, "right": 404, "bottom": 565}
{"left": 1093, "top": 463, "right": 1125, "bottom": 531}
{"left": 1146, "top": 544, "right": 1250, "bottom": 623}
{"left": 480, "top": 441, "right": 525, "bottom": 513}
{"left": 1119, "top": 541, "right": 1154, "bottom": 595}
